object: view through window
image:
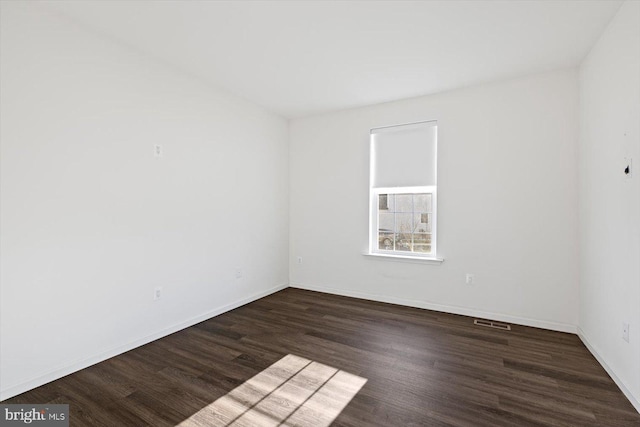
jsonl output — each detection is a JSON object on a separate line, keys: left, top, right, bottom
{"left": 377, "top": 192, "right": 432, "bottom": 253}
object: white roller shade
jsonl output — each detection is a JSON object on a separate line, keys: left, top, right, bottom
{"left": 371, "top": 121, "right": 437, "bottom": 188}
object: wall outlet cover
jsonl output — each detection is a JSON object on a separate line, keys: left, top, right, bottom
{"left": 153, "top": 286, "right": 163, "bottom": 301}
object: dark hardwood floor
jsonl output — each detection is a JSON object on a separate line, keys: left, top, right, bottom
{"left": 5, "top": 288, "right": 640, "bottom": 426}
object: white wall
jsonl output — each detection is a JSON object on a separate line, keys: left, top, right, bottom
{"left": 578, "top": 0, "right": 640, "bottom": 410}
{"left": 290, "top": 69, "right": 579, "bottom": 332}
{"left": 0, "top": 3, "right": 289, "bottom": 400}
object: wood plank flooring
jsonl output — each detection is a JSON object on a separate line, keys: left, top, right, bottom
{"left": 4, "top": 288, "right": 640, "bottom": 426}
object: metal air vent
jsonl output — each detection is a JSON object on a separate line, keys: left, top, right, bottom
{"left": 474, "top": 319, "right": 511, "bottom": 331}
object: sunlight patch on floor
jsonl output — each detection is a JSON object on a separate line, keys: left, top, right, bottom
{"left": 179, "top": 354, "right": 367, "bottom": 427}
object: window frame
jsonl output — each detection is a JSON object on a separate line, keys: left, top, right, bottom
{"left": 368, "top": 121, "right": 440, "bottom": 261}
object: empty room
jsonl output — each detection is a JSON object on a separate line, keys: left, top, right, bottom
{"left": 1, "top": 0, "right": 639, "bottom": 426}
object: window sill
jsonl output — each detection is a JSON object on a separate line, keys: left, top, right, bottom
{"left": 363, "top": 252, "right": 444, "bottom": 264}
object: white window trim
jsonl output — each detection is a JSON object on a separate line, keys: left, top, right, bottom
{"left": 362, "top": 252, "right": 444, "bottom": 264}
{"left": 367, "top": 121, "right": 442, "bottom": 263}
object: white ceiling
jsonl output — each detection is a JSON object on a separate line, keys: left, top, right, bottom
{"left": 50, "top": 1, "right": 622, "bottom": 119}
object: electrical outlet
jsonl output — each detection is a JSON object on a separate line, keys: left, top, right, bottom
{"left": 297, "top": 256, "right": 303, "bottom": 264}
{"left": 235, "top": 269, "right": 242, "bottom": 279}
{"left": 154, "top": 286, "right": 162, "bottom": 301}
{"left": 623, "top": 323, "right": 630, "bottom": 342}
{"left": 465, "top": 274, "right": 474, "bottom": 285}
{"left": 154, "top": 144, "right": 163, "bottom": 158}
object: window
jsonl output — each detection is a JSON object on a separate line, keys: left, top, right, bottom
{"left": 369, "top": 121, "right": 438, "bottom": 259}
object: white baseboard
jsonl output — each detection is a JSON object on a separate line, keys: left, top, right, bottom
{"left": 0, "top": 284, "right": 288, "bottom": 402}
{"left": 290, "top": 283, "right": 577, "bottom": 334}
{"left": 577, "top": 328, "right": 640, "bottom": 414}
